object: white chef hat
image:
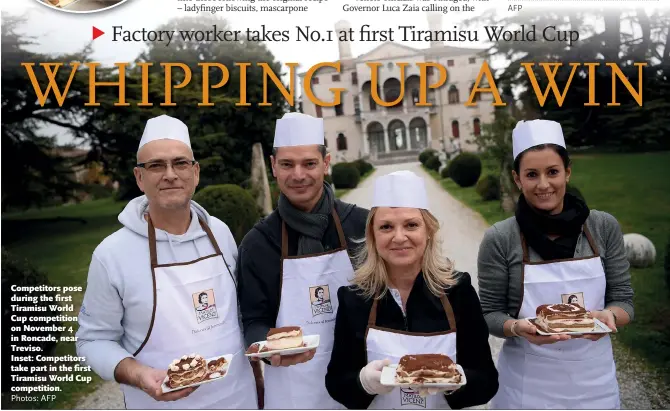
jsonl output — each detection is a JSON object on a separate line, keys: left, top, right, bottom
{"left": 138, "top": 114, "right": 191, "bottom": 153}
{"left": 273, "top": 112, "right": 324, "bottom": 147}
{"left": 512, "top": 119, "right": 565, "bottom": 160}
{"left": 372, "top": 170, "right": 429, "bottom": 210}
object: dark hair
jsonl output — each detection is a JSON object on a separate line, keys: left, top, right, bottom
{"left": 514, "top": 144, "right": 571, "bottom": 174}
{"left": 314, "top": 287, "right": 324, "bottom": 298}
{"left": 198, "top": 292, "right": 208, "bottom": 304}
{"left": 272, "top": 145, "right": 327, "bottom": 159}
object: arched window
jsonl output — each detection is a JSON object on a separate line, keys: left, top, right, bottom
{"left": 411, "top": 89, "right": 420, "bottom": 105}
{"left": 448, "top": 85, "right": 459, "bottom": 104}
{"left": 473, "top": 118, "right": 481, "bottom": 137}
{"left": 452, "top": 120, "right": 460, "bottom": 138}
{"left": 336, "top": 133, "right": 348, "bottom": 151}
{"left": 369, "top": 93, "right": 377, "bottom": 111}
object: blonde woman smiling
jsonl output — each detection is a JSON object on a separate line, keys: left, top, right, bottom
{"left": 325, "top": 170, "right": 498, "bottom": 409}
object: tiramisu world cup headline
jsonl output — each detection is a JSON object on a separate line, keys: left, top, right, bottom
{"left": 21, "top": 60, "right": 647, "bottom": 108}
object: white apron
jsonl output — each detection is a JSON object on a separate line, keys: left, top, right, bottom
{"left": 263, "top": 210, "right": 354, "bottom": 409}
{"left": 491, "top": 227, "right": 620, "bottom": 409}
{"left": 366, "top": 292, "right": 457, "bottom": 409}
{"left": 121, "top": 216, "right": 258, "bottom": 409}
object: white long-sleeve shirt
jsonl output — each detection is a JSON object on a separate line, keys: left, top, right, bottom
{"left": 75, "top": 196, "right": 238, "bottom": 381}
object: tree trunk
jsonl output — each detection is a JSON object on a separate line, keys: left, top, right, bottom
{"left": 499, "top": 157, "right": 519, "bottom": 213}
{"left": 603, "top": 11, "right": 622, "bottom": 62}
{"left": 636, "top": 8, "right": 651, "bottom": 61}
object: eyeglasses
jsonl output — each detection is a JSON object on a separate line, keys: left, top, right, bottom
{"left": 136, "top": 159, "right": 197, "bottom": 174}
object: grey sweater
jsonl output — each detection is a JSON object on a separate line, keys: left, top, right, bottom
{"left": 477, "top": 210, "right": 635, "bottom": 338}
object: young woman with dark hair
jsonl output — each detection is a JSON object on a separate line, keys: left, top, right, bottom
{"left": 478, "top": 119, "right": 634, "bottom": 409}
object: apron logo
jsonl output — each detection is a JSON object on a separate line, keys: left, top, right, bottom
{"left": 400, "top": 388, "right": 426, "bottom": 408}
{"left": 192, "top": 289, "right": 219, "bottom": 324}
{"left": 309, "top": 285, "right": 333, "bottom": 317}
{"left": 561, "top": 291, "right": 585, "bottom": 307}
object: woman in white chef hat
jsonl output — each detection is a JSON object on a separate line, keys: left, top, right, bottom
{"left": 478, "top": 119, "right": 634, "bottom": 409}
{"left": 325, "top": 170, "right": 498, "bottom": 409}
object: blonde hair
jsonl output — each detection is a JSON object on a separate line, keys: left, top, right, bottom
{"left": 351, "top": 208, "right": 456, "bottom": 300}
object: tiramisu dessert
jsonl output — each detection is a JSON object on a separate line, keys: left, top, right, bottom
{"left": 395, "top": 354, "right": 462, "bottom": 384}
{"left": 166, "top": 354, "right": 207, "bottom": 388}
{"left": 535, "top": 303, "right": 595, "bottom": 333}
{"left": 266, "top": 326, "right": 304, "bottom": 350}
{"left": 246, "top": 343, "right": 261, "bottom": 355}
{"left": 206, "top": 357, "right": 228, "bottom": 379}
{"left": 207, "top": 357, "right": 227, "bottom": 374}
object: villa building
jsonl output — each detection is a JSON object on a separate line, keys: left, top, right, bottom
{"left": 298, "top": 13, "right": 495, "bottom": 165}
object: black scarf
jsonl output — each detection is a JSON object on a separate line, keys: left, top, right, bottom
{"left": 277, "top": 182, "right": 335, "bottom": 255}
{"left": 515, "top": 192, "right": 590, "bottom": 260}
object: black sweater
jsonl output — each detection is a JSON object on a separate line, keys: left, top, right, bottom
{"left": 236, "top": 199, "right": 369, "bottom": 347}
{"left": 325, "top": 272, "right": 499, "bottom": 409}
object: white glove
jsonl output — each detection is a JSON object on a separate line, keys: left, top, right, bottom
{"left": 416, "top": 386, "right": 461, "bottom": 398}
{"left": 417, "top": 387, "right": 442, "bottom": 397}
{"left": 359, "top": 359, "right": 393, "bottom": 395}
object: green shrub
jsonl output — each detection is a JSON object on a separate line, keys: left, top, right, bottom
{"left": 440, "top": 165, "right": 450, "bottom": 179}
{"left": 448, "top": 152, "right": 482, "bottom": 187}
{"left": 425, "top": 155, "right": 441, "bottom": 172}
{"left": 2, "top": 248, "right": 62, "bottom": 392}
{"left": 324, "top": 174, "right": 333, "bottom": 185}
{"left": 269, "top": 180, "right": 280, "bottom": 209}
{"left": 353, "top": 159, "right": 374, "bottom": 176}
{"left": 419, "top": 149, "right": 437, "bottom": 165}
{"left": 665, "top": 235, "right": 670, "bottom": 298}
{"left": 193, "top": 184, "right": 261, "bottom": 244}
{"left": 476, "top": 174, "right": 501, "bottom": 201}
{"left": 332, "top": 163, "right": 360, "bottom": 189}
{"left": 86, "top": 183, "right": 115, "bottom": 200}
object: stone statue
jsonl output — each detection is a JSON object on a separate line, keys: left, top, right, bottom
{"left": 250, "top": 143, "right": 273, "bottom": 216}
{"left": 394, "top": 128, "right": 404, "bottom": 149}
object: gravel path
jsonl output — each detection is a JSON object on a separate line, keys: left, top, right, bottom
{"left": 75, "top": 161, "right": 668, "bottom": 409}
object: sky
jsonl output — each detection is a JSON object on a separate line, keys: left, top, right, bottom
{"left": 1, "top": 0, "right": 661, "bottom": 146}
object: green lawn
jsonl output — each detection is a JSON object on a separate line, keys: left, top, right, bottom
{"left": 2, "top": 198, "right": 125, "bottom": 409}
{"left": 426, "top": 151, "right": 670, "bottom": 384}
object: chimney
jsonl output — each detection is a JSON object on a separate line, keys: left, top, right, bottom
{"left": 334, "top": 20, "right": 353, "bottom": 60}
{"left": 426, "top": 13, "right": 442, "bottom": 48}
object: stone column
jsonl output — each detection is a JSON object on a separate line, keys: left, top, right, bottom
{"left": 363, "top": 131, "right": 370, "bottom": 156}
{"left": 426, "top": 119, "right": 432, "bottom": 148}
{"left": 250, "top": 143, "right": 273, "bottom": 216}
{"left": 383, "top": 125, "right": 391, "bottom": 153}
{"left": 402, "top": 93, "right": 408, "bottom": 114}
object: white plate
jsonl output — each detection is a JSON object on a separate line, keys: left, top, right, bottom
{"left": 380, "top": 364, "right": 467, "bottom": 390}
{"left": 245, "top": 334, "right": 320, "bottom": 359}
{"left": 528, "top": 318, "right": 613, "bottom": 336}
{"left": 161, "top": 354, "right": 233, "bottom": 393}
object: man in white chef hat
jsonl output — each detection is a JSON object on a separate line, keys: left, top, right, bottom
{"left": 76, "top": 114, "right": 259, "bottom": 409}
{"left": 236, "top": 112, "right": 369, "bottom": 409}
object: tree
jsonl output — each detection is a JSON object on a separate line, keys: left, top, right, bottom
{"left": 468, "top": 8, "right": 670, "bottom": 151}
{"left": 88, "top": 16, "right": 289, "bottom": 199}
{"left": 4, "top": 13, "right": 290, "bottom": 206}
{"left": 474, "top": 103, "right": 519, "bottom": 212}
{"left": 1, "top": 14, "right": 91, "bottom": 210}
